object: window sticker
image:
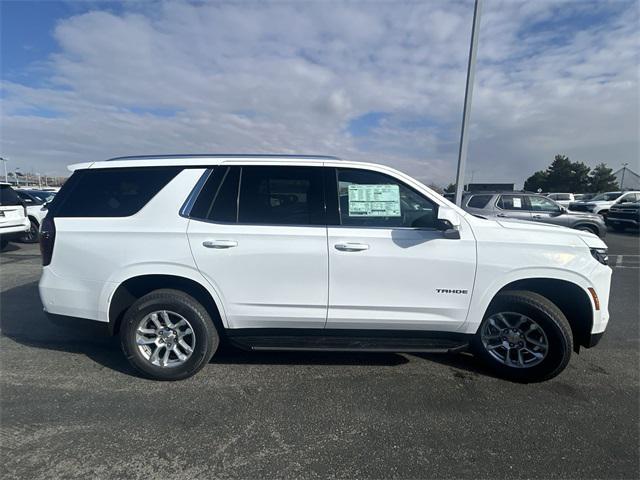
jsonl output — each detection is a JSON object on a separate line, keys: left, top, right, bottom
{"left": 513, "top": 197, "right": 522, "bottom": 209}
{"left": 347, "top": 184, "right": 401, "bottom": 217}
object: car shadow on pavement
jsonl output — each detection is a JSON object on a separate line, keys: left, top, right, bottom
{"left": 0, "top": 281, "right": 134, "bottom": 376}
{"left": 1, "top": 281, "right": 412, "bottom": 376}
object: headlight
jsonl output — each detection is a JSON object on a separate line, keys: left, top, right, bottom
{"left": 590, "top": 248, "right": 608, "bottom": 265}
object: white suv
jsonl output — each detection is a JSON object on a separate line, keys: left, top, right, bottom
{"left": 39, "top": 155, "right": 612, "bottom": 382}
{"left": 1, "top": 183, "right": 30, "bottom": 250}
{"left": 569, "top": 191, "right": 640, "bottom": 216}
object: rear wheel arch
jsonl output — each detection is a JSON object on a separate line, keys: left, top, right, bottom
{"left": 109, "top": 274, "right": 225, "bottom": 336}
{"left": 485, "top": 278, "right": 593, "bottom": 352}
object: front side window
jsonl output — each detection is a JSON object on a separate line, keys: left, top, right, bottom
{"left": 528, "top": 195, "right": 561, "bottom": 212}
{"left": 238, "top": 166, "right": 324, "bottom": 225}
{"left": 336, "top": 168, "right": 437, "bottom": 228}
{"left": 497, "top": 194, "right": 528, "bottom": 211}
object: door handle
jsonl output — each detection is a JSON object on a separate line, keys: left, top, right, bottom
{"left": 203, "top": 240, "right": 238, "bottom": 249}
{"left": 496, "top": 213, "right": 507, "bottom": 217}
{"left": 335, "top": 242, "right": 369, "bottom": 252}
{"left": 532, "top": 215, "right": 542, "bottom": 219}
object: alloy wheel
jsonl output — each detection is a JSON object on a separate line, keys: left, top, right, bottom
{"left": 481, "top": 312, "right": 548, "bottom": 368}
{"left": 135, "top": 310, "right": 196, "bottom": 368}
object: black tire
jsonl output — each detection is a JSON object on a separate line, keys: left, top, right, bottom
{"left": 19, "top": 218, "right": 40, "bottom": 243}
{"left": 120, "top": 289, "right": 219, "bottom": 380}
{"left": 0, "top": 237, "right": 8, "bottom": 251}
{"left": 609, "top": 224, "right": 626, "bottom": 232}
{"left": 472, "top": 290, "right": 573, "bottom": 382}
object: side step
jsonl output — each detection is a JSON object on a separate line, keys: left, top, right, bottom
{"left": 226, "top": 329, "right": 471, "bottom": 354}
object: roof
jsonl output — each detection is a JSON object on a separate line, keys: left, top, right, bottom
{"left": 106, "top": 153, "right": 341, "bottom": 162}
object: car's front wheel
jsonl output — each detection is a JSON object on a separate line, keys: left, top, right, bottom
{"left": 473, "top": 290, "right": 572, "bottom": 382}
{"left": 120, "top": 289, "right": 219, "bottom": 380}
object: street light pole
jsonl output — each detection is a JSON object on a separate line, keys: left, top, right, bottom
{"left": 454, "top": 0, "right": 482, "bottom": 206}
{"left": 0, "top": 157, "right": 7, "bottom": 183}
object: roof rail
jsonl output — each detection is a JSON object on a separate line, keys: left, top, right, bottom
{"left": 106, "top": 153, "right": 342, "bottom": 161}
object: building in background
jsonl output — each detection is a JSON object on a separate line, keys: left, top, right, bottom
{"left": 614, "top": 166, "right": 640, "bottom": 190}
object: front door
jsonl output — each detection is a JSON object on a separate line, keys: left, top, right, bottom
{"left": 527, "top": 195, "right": 567, "bottom": 227}
{"left": 325, "top": 167, "right": 476, "bottom": 331}
{"left": 187, "top": 165, "right": 328, "bottom": 329}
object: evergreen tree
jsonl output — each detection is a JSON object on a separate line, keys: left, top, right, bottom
{"left": 589, "top": 163, "right": 619, "bottom": 192}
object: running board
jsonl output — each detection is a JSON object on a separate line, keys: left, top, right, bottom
{"left": 226, "top": 329, "right": 470, "bottom": 354}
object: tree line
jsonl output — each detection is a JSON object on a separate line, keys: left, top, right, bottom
{"left": 523, "top": 155, "right": 619, "bottom": 193}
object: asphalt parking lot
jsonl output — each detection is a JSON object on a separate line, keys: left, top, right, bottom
{"left": 1, "top": 232, "right": 638, "bottom": 480}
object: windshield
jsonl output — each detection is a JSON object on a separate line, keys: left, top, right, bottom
{"left": 591, "top": 192, "right": 621, "bottom": 202}
{"left": 27, "top": 191, "right": 56, "bottom": 203}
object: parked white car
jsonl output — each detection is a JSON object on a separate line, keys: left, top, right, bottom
{"left": 39, "top": 155, "right": 612, "bottom": 382}
{"left": 569, "top": 191, "right": 640, "bottom": 216}
{"left": 15, "top": 189, "right": 55, "bottom": 243}
{"left": 0, "top": 183, "right": 30, "bottom": 250}
{"left": 545, "top": 193, "right": 575, "bottom": 207}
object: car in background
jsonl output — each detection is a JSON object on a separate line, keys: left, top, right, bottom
{"left": 569, "top": 191, "right": 640, "bottom": 217}
{"left": 0, "top": 183, "right": 30, "bottom": 250}
{"left": 15, "top": 190, "right": 56, "bottom": 243}
{"left": 546, "top": 193, "right": 575, "bottom": 207}
{"left": 463, "top": 192, "right": 606, "bottom": 237}
{"left": 574, "top": 193, "right": 595, "bottom": 201}
{"left": 606, "top": 201, "right": 640, "bottom": 232}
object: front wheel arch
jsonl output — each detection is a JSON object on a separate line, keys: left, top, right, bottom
{"left": 484, "top": 278, "right": 593, "bottom": 352}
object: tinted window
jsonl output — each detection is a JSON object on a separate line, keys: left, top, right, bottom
{"left": 466, "top": 194, "right": 492, "bottom": 209}
{"left": 528, "top": 195, "right": 561, "bottom": 212}
{"left": 0, "top": 185, "right": 22, "bottom": 206}
{"left": 190, "top": 167, "right": 240, "bottom": 222}
{"left": 336, "top": 168, "right": 437, "bottom": 228}
{"left": 52, "top": 167, "right": 181, "bottom": 217}
{"left": 238, "top": 166, "right": 324, "bottom": 225}
{"left": 497, "top": 195, "right": 527, "bottom": 211}
{"left": 16, "top": 191, "right": 42, "bottom": 205}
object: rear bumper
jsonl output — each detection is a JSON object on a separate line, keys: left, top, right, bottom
{"left": 0, "top": 218, "right": 30, "bottom": 237}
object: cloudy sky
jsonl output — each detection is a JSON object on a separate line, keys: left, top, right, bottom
{"left": 1, "top": 0, "right": 638, "bottom": 186}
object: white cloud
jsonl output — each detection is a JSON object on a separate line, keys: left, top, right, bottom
{"left": 1, "top": 0, "right": 638, "bottom": 187}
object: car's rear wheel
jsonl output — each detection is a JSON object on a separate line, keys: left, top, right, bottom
{"left": 0, "top": 237, "right": 8, "bottom": 251}
{"left": 19, "top": 218, "right": 40, "bottom": 243}
{"left": 473, "top": 290, "right": 572, "bottom": 382}
{"left": 120, "top": 289, "right": 219, "bottom": 380}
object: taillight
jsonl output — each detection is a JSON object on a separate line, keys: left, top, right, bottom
{"left": 40, "top": 217, "right": 56, "bottom": 266}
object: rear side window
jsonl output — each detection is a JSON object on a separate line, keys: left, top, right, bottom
{"left": 466, "top": 194, "right": 492, "bottom": 209}
{"left": 0, "top": 185, "right": 22, "bottom": 206}
{"left": 51, "top": 167, "right": 181, "bottom": 217}
{"left": 239, "top": 166, "right": 325, "bottom": 225}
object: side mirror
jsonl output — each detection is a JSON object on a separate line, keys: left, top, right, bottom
{"left": 437, "top": 206, "right": 461, "bottom": 239}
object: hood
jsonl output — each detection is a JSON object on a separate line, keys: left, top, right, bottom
{"left": 495, "top": 218, "right": 606, "bottom": 249}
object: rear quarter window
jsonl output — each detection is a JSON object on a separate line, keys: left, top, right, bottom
{"left": 0, "top": 185, "right": 22, "bottom": 206}
{"left": 50, "top": 167, "right": 181, "bottom": 217}
{"left": 466, "top": 194, "right": 493, "bottom": 209}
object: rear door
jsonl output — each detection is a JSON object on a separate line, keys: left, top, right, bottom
{"left": 187, "top": 165, "right": 329, "bottom": 329}
{"left": 325, "top": 167, "right": 476, "bottom": 331}
{"left": 494, "top": 194, "right": 532, "bottom": 221}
